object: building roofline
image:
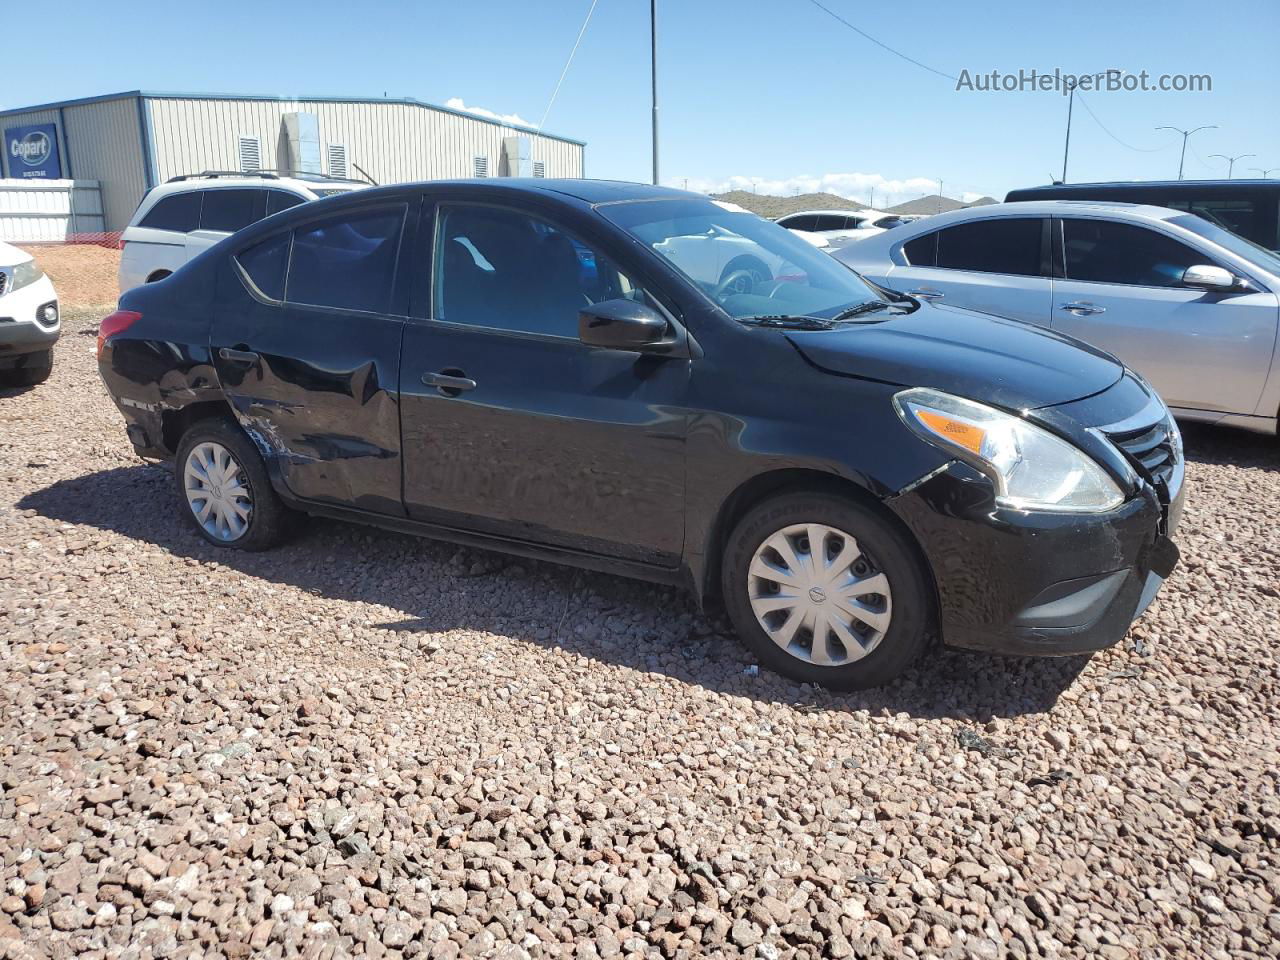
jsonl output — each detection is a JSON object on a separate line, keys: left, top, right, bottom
{"left": 0, "top": 90, "right": 586, "bottom": 146}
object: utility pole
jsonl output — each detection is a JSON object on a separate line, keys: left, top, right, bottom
{"left": 1210, "top": 153, "right": 1255, "bottom": 179}
{"left": 1155, "top": 125, "right": 1217, "bottom": 179}
{"left": 1060, "top": 73, "right": 1108, "bottom": 183}
{"left": 1250, "top": 166, "right": 1279, "bottom": 178}
{"left": 936, "top": 179, "right": 943, "bottom": 214}
{"left": 650, "top": 0, "right": 659, "bottom": 186}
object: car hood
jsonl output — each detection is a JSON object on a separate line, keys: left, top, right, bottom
{"left": 0, "top": 239, "right": 34, "bottom": 268}
{"left": 786, "top": 302, "right": 1124, "bottom": 410}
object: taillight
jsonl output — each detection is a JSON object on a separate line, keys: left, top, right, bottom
{"left": 97, "top": 310, "right": 142, "bottom": 360}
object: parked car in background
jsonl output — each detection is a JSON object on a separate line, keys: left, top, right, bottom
{"left": 776, "top": 209, "right": 887, "bottom": 243}
{"left": 118, "top": 171, "right": 368, "bottom": 292}
{"left": 0, "top": 241, "right": 59, "bottom": 387}
{"left": 99, "top": 180, "right": 1182, "bottom": 690}
{"left": 1006, "top": 180, "right": 1280, "bottom": 253}
{"left": 834, "top": 200, "right": 1280, "bottom": 434}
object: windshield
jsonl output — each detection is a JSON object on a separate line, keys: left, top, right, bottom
{"left": 1169, "top": 214, "right": 1280, "bottom": 271}
{"left": 599, "top": 197, "right": 882, "bottom": 320}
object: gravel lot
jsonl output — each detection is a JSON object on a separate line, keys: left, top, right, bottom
{"left": 1, "top": 253, "right": 1278, "bottom": 958}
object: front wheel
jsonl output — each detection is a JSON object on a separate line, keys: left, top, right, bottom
{"left": 3, "top": 350, "right": 52, "bottom": 386}
{"left": 175, "top": 419, "right": 290, "bottom": 550}
{"left": 721, "top": 492, "right": 934, "bottom": 690}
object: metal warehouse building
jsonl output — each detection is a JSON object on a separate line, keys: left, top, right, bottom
{"left": 0, "top": 91, "right": 586, "bottom": 233}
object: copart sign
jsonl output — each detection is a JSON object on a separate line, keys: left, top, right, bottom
{"left": 5, "top": 124, "right": 62, "bottom": 179}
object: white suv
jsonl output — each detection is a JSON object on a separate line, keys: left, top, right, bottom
{"left": 118, "top": 172, "right": 368, "bottom": 292}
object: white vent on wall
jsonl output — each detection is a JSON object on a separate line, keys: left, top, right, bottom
{"left": 238, "top": 136, "right": 262, "bottom": 173}
{"left": 473, "top": 156, "right": 489, "bottom": 179}
{"left": 327, "top": 144, "right": 349, "bottom": 179}
{"left": 533, "top": 161, "right": 546, "bottom": 178}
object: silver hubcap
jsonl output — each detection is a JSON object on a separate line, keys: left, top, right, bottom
{"left": 184, "top": 441, "right": 253, "bottom": 542}
{"left": 748, "top": 522, "right": 893, "bottom": 666}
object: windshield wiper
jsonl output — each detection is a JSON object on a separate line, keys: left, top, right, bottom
{"left": 738, "top": 315, "right": 837, "bottom": 330}
{"left": 830, "top": 301, "right": 894, "bottom": 321}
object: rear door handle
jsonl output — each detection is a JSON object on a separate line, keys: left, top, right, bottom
{"left": 908, "top": 288, "right": 944, "bottom": 300}
{"left": 422, "top": 370, "right": 477, "bottom": 396}
{"left": 1061, "top": 301, "right": 1106, "bottom": 316}
{"left": 218, "top": 347, "right": 260, "bottom": 364}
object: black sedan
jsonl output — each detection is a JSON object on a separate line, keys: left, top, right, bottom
{"left": 97, "top": 180, "right": 1183, "bottom": 689}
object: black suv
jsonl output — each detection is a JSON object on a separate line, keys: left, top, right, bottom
{"left": 98, "top": 180, "right": 1183, "bottom": 689}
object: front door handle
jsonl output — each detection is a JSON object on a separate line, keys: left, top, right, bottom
{"left": 908, "top": 288, "right": 944, "bottom": 301}
{"left": 218, "top": 347, "right": 260, "bottom": 364}
{"left": 422, "top": 370, "right": 477, "bottom": 397}
{"left": 1061, "top": 301, "right": 1106, "bottom": 316}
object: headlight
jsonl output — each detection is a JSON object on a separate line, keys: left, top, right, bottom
{"left": 894, "top": 387, "right": 1125, "bottom": 513}
{"left": 6, "top": 260, "right": 45, "bottom": 293}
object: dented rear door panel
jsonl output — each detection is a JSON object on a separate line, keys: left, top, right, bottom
{"left": 210, "top": 260, "right": 407, "bottom": 516}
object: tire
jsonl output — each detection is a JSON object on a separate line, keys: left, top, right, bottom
{"left": 2, "top": 350, "right": 53, "bottom": 387}
{"left": 174, "top": 418, "right": 290, "bottom": 551}
{"left": 721, "top": 491, "right": 934, "bottom": 690}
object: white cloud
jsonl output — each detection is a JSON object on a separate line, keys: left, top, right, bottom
{"left": 445, "top": 97, "right": 534, "bottom": 129}
{"left": 666, "top": 172, "right": 990, "bottom": 208}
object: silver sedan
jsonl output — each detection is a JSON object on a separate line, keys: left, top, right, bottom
{"left": 833, "top": 200, "right": 1280, "bottom": 435}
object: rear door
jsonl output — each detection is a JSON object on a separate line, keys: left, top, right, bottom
{"left": 211, "top": 200, "right": 412, "bottom": 514}
{"left": 1050, "top": 216, "right": 1278, "bottom": 415}
{"left": 881, "top": 216, "right": 1053, "bottom": 326}
{"left": 397, "top": 199, "right": 689, "bottom": 565}
{"left": 187, "top": 188, "right": 266, "bottom": 262}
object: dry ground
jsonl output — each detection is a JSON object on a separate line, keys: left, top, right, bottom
{"left": 0, "top": 248, "right": 1277, "bottom": 959}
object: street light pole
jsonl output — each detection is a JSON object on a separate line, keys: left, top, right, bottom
{"left": 1060, "top": 72, "right": 1107, "bottom": 183}
{"left": 650, "top": 0, "right": 659, "bottom": 186}
{"left": 1250, "top": 167, "right": 1280, "bottom": 178}
{"left": 1210, "top": 153, "right": 1256, "bottom": 179}
{"left": 1155, "top": 125, "right": 1217, "bottom": 179}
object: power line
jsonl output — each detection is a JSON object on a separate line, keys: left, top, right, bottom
{"left": 804, "top": 0, "right": 957, "bottom": 81}
{"left": 539, "top": 0, "right": 600, "bottom": 130}
{"left": 1074, "top": 91, "right": 1170, "bottom": 153}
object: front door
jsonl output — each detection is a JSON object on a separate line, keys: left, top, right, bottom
{"left": 211, "top": 202, "right": 412, "bottom": 514}
{"left": 399, "top": 201, "right": 689, "bottom": 566}
{"left": 1051, "top": 217, "right": 1279, "bottom": 415}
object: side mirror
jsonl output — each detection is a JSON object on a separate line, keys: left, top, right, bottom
{"left": 579, "top": 298, "right": 669, "bottom": 350}
{"left": 1182, "top": 264, "right": 1238, "bottom": 291}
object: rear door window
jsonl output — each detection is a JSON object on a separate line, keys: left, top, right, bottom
{"left": 286, "top": 206, "right": 406, "bottom": 313}
{"left": 237, "top": 233, "right": 290, "bottom": 301}
{"left": 935, "top": 218, "right": 1042, "bottom": 276}
{"left": 1062, "top": 219, "right": 1205, "bottom": 287}
{"left": 139, "top": 192, "right": 202, "bottom": 232}
{"left": 199, "top": 189, "right": 264, "bottom": 233}
{"left": 902, "top": 231, "right": 938, "bottom": 267}
{"left": 779, "top": 215, "right": 816, "bottom": 232}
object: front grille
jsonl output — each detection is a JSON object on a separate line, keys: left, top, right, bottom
{"left": 1108, "top": 417, "right": 1178, "bottom": 492}
{"left": 0, "top": 272, "right": 7, "bottom": 297}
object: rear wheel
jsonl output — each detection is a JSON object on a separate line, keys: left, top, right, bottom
{"left": 721, "top": 491, "right": 934, "bottom": 690}
{"left": 175, "top": 419, "right": 290, "bottom": 550}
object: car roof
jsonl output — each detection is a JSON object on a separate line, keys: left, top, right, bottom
{"left": 777, "top": 209, "right": 866, "bottom": 218}
{"left": 905, "top": 199, "right": 1188, "bottom": 225}
{"left": 1012, "top": 178, "right": 1278, "bottom": 191}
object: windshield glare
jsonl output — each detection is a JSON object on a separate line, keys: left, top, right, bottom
{"left": 599, "top": 197, "right": 881, "bottom": 319}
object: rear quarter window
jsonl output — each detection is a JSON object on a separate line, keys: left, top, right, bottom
{"left": 237, "top": 233, "right": 291, "bottom": 301}
{"left": 139, "top": 192, "right": 202, "bottom": 232}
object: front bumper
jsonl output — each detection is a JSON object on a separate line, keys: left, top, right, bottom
{"left": 0, "top": 273, "right": 60, "bottom": 367}
{"left": 888, "top": 460, "right": 1182, "bottom": 656}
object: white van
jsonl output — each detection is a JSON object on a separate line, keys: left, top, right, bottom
{"left": 118, "top": 172, "right": 368, "bottom": 292}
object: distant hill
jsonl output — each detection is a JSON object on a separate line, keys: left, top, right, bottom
{"left": 885, "top": 195, "right": 998, "bottom": 215}
{"left": 712, "top": 190, "right": 998, "bottom": 219}
{"left": 711, "top": 191, "right": 867, "bottom": 219}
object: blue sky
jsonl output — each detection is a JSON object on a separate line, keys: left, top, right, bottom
{"left": 7, "top": 0, "right": 1277, "bottom": 205}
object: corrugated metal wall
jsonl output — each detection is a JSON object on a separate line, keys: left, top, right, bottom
{"left": 144, "top": 97, "right": 584, "bottom": 186}
{"left": 1, "top": 97, "right": 146, "bottom": 232}
{"left": 61, "top": 98, "right": 147, "bottom": 232}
